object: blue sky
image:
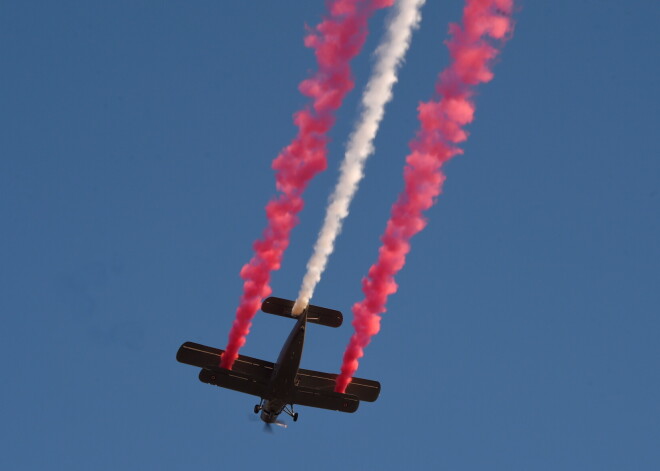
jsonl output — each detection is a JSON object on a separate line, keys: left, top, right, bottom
{"left": 1, "top": 1, "right": 659, "bottom": 469}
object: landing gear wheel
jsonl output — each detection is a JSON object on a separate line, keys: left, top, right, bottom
{"left": 254, "top": 405, "right": 260, "bottom": 414}
{"left": 293, "top": 413, "right": 299, "bottom": 422}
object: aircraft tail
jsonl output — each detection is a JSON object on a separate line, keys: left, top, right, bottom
{"left": 261, "top": 297, "right": 342, "bottom": 328}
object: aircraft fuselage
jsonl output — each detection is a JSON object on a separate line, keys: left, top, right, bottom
{"left": 259, "top": 311, "right": 306, "bottom": 423}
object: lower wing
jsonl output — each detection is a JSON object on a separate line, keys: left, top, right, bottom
{"left": 292, "top": 386, "right": 359, "bottom": 413}
{"left": 296, "top": 368, "right": 381, "bottom": 402}
{"left": 177, "top": 341, "right": 273, "bottom": 397}
{"left": 177, "top": 341, "right": 274, "bottom": 383}
{"left": 198, "top": 367, "right": 266, "bottom": 397}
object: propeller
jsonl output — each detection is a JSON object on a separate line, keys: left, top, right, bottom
{"left": 262, "top": 420, "right": 287, "bottom": 432}
{"left": 250, "top": 412, "right": 287, "bottom": 432}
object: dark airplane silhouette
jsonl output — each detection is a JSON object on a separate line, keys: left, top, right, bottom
{"left": 176, "top": 297, "right": 380, "bottom": 427}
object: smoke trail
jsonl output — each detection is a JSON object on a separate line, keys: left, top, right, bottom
{"left": 221, "top": 0, "right": 394, "bottom": 370}
{"left": 335, "top": 0, "right": 515, "bottom": 392}
{"left": 292, "top": 0, "right": 426, "bottom": 316}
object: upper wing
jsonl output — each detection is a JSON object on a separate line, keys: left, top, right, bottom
{"left": 177, "top": 341, "right": 274, "bottom": 388}
{"left": 292, "top": 386, "right": 359, "bottom": 413}
{"left": 177, "top": 342, "right": 380, "bottom": 406}
{"left": 296, "top": 368, "right": 381, "bottom": 402}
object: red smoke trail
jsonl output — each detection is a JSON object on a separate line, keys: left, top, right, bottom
{"left": 335, "top": 0, "right": 515, "bottom": 392}
{"left": 221, "top": 0, "right": 394, "bottom": 370}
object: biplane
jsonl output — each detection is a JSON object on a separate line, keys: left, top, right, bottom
{"left": 176, "top": 297, "right": 380, "bottom": 428}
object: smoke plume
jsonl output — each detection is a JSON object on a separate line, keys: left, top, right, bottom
{"left": 292, "top": 0, "right": 426, "bottom": 316}
{"left": 221, "top": 0, "right": 394, "bottom": 369}
{"left": 335, "top": 0, "right": 515, "bottom": 392}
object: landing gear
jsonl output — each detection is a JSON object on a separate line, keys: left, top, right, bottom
{"left": 283, "top": 404, "right": 298, "bottom": 422}
{"left": 254, "top": 399, "right": 264, "bottom": 414}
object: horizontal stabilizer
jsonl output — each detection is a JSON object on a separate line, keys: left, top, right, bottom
{"left": 261, "top": 297, "right": 342, "bottom": 328}
{"left": 293, "top": 386, "right": 359, "bottom": 413}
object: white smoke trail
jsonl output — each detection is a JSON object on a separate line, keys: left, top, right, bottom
{"left": 293, "top": 0, "right": 425, "bottom": 315}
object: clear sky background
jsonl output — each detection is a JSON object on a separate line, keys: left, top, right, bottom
{"left": 1, "top": 1, "right": 659, "bottom": 469}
